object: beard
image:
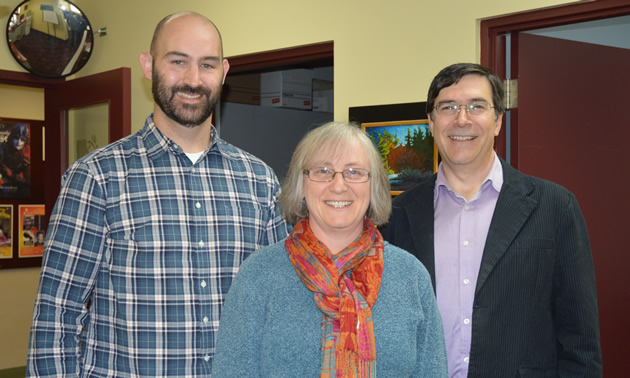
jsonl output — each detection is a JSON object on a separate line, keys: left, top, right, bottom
{"left": 152, "top": 70, "right": 221, "bottom": 127}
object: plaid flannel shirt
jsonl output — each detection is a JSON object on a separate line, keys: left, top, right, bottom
{"left": 27, "top": 114, "right": 289, "bottom": 377}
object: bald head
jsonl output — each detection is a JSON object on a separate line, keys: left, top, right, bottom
{"left": 139, "top": 11, "right": 230, "bottom": 131}
{"left": 150, "top": 12, "right": 224, "bottom": 58}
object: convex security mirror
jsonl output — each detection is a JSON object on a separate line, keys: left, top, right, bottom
{"left": 6, "top": 0, "right": 94, "bottom": 78}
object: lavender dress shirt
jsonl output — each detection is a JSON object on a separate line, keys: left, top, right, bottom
{"left": 434, "top": 154, "right": 503, "bottom": 378}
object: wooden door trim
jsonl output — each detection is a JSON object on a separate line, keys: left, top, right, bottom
{"left": 480, "top": 0, "right": 630, "bottom": 164}
{"left": 44, "top": 68, "right": 131, "bottom": 225}
{"left": 0, "top": 69, "right": 63, "bottom": 88}
{"left": 226, "top": 41, "right": 333, "bottom": 73}
{"left": 481, "top": 0, "right": 630, "bottom": 67}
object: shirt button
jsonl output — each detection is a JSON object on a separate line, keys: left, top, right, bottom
{"left": 196, "top": 202, "right": 201, "bottom": 209}
{"left": 464, "top": 205, "right": 470, "bottom": 210}
{"left": 464, "top": 357, "right": 470, "bottom": 363}
{"left": 463, "top": 240, "right": 469, "bottom": 246}
{"left": 464, "top": 318, "right": 470, "bottom": 325}
{"left": 463, "top": 279, "right": 470, "bottom": 285}
{"left": 201, "top": 280, "right": 207, "bottom": 288}
{"left": 199, "top": 240, "right": 205, "bottom": 247}
{"left": 204, "top": 355, "right": 210, "bottom": 362}
{"left": 203, "top": 316, "right": 209, "bottom": 323}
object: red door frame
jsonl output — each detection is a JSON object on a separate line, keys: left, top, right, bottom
{"left": 0, "top": 68, "right": 131, "bottom": 225}
{"left": 480, "top": 0, "right": 630, "bottom": 167}
{"left": 226, "top": 41, "right": 333, "bottom": 73}
{"left": 44, "top": 68, "right": 131, "bottom": 222}
{"left": 480, "top": 1, "right": 630, "bottom": 375}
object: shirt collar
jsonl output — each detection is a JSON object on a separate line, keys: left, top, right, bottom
{"left": 434, "top": 152, "right": 503, "bottom": 204}
{"left": 140, "top": 113, "right": 218, "bottom": 161}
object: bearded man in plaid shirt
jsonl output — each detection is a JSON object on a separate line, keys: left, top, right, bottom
{"left": 27, "top": 12, "right": 289, "bottom": 377}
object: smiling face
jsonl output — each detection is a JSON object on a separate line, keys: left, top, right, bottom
{"left": 140, "top": 14, "right": 229, "bottom": 127}
{"left": 303, "top": 141, "right": 371, "bottom": 250}
{"left": 429, "top": 74, "right": 503, "bottom": 175}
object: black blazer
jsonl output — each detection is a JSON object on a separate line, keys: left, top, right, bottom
{"left": 381, "top": 159, "right": 602, "bottom": 378}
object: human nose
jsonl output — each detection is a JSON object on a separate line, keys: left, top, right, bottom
{"left": 329, "top": 172, "right": 348, "bottom": 191}
{"left": 454, "top": 105, "right": 472, "bottom": 122}
{"left": 183, "top": 65, "right": 202, "bottom": 86}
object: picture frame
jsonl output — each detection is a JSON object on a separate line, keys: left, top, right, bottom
{"left": 0, "top": 117, "right": 45, "bottom": 269}
{"left": 349, "top": 101, "right": 438, "bottom": 196}
{"left": 19, "top": 204, "right": 46, "bottom": 258}
{"left": 0, "top": 121, "right": 32, "bottom": 199}
{"left": 362, "top": 119, "right": 438, "bottom": 195}
{"left": 0, "top": 205, "right": 14, "bottom": 259}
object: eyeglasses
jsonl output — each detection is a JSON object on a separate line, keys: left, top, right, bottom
{"left": 304, "top": 167, "right": 371, "bottom": 183}
{"left": 433, "top": 101, "right": 494, "bottom": 117}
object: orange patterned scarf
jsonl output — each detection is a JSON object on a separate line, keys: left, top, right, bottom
{"left": 286, "top": 218, "right": 384, "bottom": 377}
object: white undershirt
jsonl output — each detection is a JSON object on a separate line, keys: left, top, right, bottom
{"left": 185, "top": 151, "right": 203, "bottom": 164}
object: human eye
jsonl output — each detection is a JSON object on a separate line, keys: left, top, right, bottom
{"left": 438, "top": 103, "right": 456, "bottom": 111}
{"left": 470, "top": 101, "right": 488, "bottom": 110}
{"left": 468, "top": 101, "right": 491, "bottom": 115}
{"left": 165, "top": 53, "right": 189, "bottom": 67}
{"left": 310, "top": 167, "right": 332, "bottom": 180}
{"left": 344, "top": 168, "right": 368, "bottom": 182}
{"left": 200, "top": 58, "right": 220, "bottom": 70}
{"left": 345, "top": 168, "right": 362, "bottom": 176}
{"left": 437, "top": 103, "right": 458, "bottom": 115}
{"left": 169, "top": 59, "right": 190, "bottom": 70}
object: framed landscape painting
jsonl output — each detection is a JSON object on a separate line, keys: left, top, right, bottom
{"left": 362, "top": 119, "right": 438, "bottom": 195}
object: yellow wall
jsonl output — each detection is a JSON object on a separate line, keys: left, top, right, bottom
{"left": 0, "top": 267, "right": 40, "bottom": 370}
{"left": 0, "top": 0, "right": 578, "bottom": 370}
{"left": 0, "top": 84, "right": 44, "bottom": 120}
{"left": 52, "top": 0, "right": 578, "bottom": 131}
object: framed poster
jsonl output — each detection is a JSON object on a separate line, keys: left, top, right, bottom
{"left": 0, "top": 117, "right": 45, "bottom": 269}
{"left": 19, "top": 204, "right": 46, "bottom": 258}
{"left": 0, "top": 205, "right": 13, "bottom": 259}
{"left": 0, "top": 121, "right": 31, "bottom": 199}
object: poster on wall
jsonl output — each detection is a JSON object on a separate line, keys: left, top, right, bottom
{"left": 0, "top": 205, "right": 13, "bottom": 259}
{"left": 19, "top": 204, "right": 45, "bottom": 258}
{"left": 0, "top": 122, "right": 31, "bottom": 199}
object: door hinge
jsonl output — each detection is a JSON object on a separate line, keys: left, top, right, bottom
{"left": 504, "top": 79, "right": 518, "bottom": 109}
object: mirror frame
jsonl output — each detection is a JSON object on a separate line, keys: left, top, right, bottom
{"left": 5, "top": 0, "right": 94, "bottom": 78}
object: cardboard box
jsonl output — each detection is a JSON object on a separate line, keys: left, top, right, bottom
{"left": 312, "top": 80, "right": 333, "bottom": 113}
{"left": 261, "top": 69, "right": 313, "bottom": 110}
{"left": 223, "top": 73, "right": 260, "bottom": 105}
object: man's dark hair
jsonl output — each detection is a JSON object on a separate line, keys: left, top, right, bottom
{"left": 426, "top": 63, "right": 505, "bottom": 120}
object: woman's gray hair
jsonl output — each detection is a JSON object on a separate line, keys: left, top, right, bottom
{"left": 279, "top": 121, "right": 391, "bottom": 226}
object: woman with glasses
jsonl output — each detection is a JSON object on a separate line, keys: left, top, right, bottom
{"left": 213, "top": 121, "right": 447, "bottom": 377}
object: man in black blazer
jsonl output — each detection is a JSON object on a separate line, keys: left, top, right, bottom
{"left": 381, "top": 63, "right": 601, "bottom": 377}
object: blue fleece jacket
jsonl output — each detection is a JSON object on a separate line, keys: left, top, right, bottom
{"left": 213, "top": 240, "right": 448, "bottom": 377}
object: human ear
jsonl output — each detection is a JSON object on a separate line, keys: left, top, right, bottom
{"left": 138, "top": 51, "right": 153, "bottom": 80}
